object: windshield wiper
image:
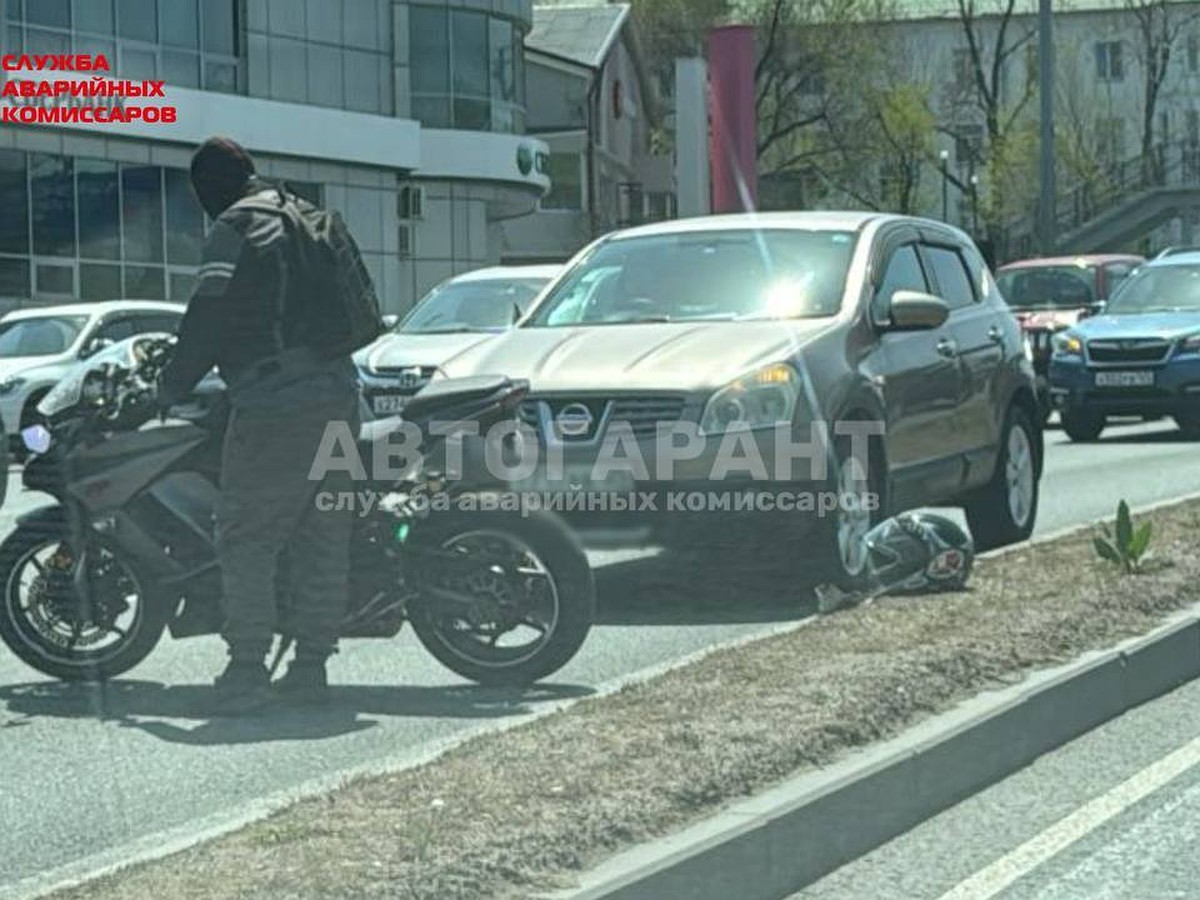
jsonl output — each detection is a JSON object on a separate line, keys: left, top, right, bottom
{"left": 406, "top": 326, "right": 484, "bottom": 334}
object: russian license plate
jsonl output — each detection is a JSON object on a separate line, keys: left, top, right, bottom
{"left": 372, "top": 394, "right": 409, "bottom": 415}
{"left": 1094, "top": 370, "right": 1154, "bottom": 388}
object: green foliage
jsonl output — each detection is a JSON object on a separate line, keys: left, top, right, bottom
{"left": 1093, "top": 500, "right": 1154, "bottom": 575}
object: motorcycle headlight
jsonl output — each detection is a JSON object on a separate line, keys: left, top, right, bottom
{"left": 37, "top": 370, "right": 85, "bottom": 416}
{"left": 0, "top": 375, "right": 26, "bottom": 396}
{"left": 1052, "top": 333, "right": 1083, "bottom": 357}
{"left": 20, "top": 424, "right": 50, "bottom": 455}
{"left": 700, "top": 363, "right": 802, "bottom": 435}
{"left": 1181, "top": 333, "right": 1200, "bottom": 353}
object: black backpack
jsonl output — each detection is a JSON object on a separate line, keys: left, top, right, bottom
{"left": 241, "top": 185, "right": 385, "bottom": 358}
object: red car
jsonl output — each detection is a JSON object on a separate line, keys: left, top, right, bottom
{"left": 994, "top": 254, "right": 1144, "bottom": 418}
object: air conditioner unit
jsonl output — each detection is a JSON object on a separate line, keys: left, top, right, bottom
{"left": 397, "top": 184, "right": 424, "bottom": 220}
{"left": 397, "top": 223, "right": 413, "bottom": 258}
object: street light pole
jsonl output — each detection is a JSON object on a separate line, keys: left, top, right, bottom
{"left": 1037, "top": 0, "right": 1056, "bottom": 253}
{"left": 940, "top": 149, "right": 950, "bottom": 222}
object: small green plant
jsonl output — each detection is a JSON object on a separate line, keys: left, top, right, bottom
{"left": 1093, "top": 500, "right": 1153, "bottom": 574}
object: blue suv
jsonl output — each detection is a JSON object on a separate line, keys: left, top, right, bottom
{"left": 1048, "top": 252, "right": 1200, "bottom": 441}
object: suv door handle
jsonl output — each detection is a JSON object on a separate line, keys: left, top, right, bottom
{"left": 936, "top": 337, "right": 958, "bottom": 358}
{"left": 987, "top": 325, "right": 1005, "bottom": 343}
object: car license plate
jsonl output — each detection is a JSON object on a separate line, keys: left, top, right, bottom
{"left": 1094, "top": 370, "right": 1154, "bottom": 388}
{"left": 372, "top": 394, "right": 409, "bottom": 415}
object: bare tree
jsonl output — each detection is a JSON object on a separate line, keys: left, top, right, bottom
{"left": 952, "top": 0, "right": 1037, "bottom": 147}
{"left": 1125, "top": 0, "right": 1200, "bottom": 179}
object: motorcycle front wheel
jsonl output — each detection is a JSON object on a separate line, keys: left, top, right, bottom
{"left": 0, "top": 507, "right": 169, "bottom": 681}
{"left": 405, "top": 510, "right": 594, "bottom": 686}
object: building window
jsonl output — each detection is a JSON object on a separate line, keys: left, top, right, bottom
{"left": 3, "top": 0, "right": 239, "bottom": 92}
{"left": 1096, "top": 41, "right": 1124, "bottom": 81}
{"left": 0, "top": 150, "right": 215, "bottom": 305}
{"left": 543, "top": 153, "right": 583, "bottom": 211}
{"left": 409, "top": 5, "right": 525, "bottom": 133}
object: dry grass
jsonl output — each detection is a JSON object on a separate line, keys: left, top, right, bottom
{"left": 57, "top": 501, "right": 1200, "bottom": 900}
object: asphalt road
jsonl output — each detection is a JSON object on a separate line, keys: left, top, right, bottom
{"left": 792, "top": 663, "right": 1200, "bottom": 900}
{"left": 1, "top": 420, "right": 1199, "bottom": 897}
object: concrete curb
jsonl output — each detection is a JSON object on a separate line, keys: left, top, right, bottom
{"left": 541, "top": 606, "right": 1200, "bottom": 900}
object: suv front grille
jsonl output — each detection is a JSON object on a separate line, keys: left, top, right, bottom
{"left": 367, "top": 365, "right": 437, "bottom": 391}
{"left": 1087, "top": 339, "right": 1171, "bottom": 365}
{"left": 518, "top": 396, "right": 688, "bottom": 442}
{"left": 610, "top": 397, "right": 688, "bottom": 437}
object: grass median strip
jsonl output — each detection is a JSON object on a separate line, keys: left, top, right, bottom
{"left": 55, "top": 500, "right": 1200, "bottom": 900}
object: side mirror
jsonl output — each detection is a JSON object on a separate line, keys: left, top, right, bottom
{"left": 381, "top": 314, "right": 400, "bottom": 330}
{"left": 1081, "top": 300, "right": 1106, "bottom": 319}
{"left": 79, "top": 336, "right": 114, "bottom": 359}
{"left": 885, "top": 290, "right": 950, "bottom": 330}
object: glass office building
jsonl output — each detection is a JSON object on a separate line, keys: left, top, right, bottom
{"left": 0, "top": 0, "right": 549, "bottom": 312}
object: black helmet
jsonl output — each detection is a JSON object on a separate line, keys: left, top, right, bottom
{"left": 862, "top": 512, "right": 974, "bottom": 594}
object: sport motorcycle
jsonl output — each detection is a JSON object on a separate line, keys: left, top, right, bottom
{"left": 0, "top": 334, "right": 594, "bottom": 686}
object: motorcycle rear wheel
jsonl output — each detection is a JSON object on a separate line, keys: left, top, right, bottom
{"left": 405, "top": 510, "right": 594, "bottom": 686}
{"left": 0, "top": 509, "right": 168, "bottom": 681}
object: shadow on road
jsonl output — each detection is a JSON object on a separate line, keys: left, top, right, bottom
{"left": 0, "top": 680, "right": 593, "bottom": 745}
{"left": 594, "top": 547, "right": 818, "bottom": 626}
{"left": 1045, "top": 421, "right": 1190, "bottom": 448}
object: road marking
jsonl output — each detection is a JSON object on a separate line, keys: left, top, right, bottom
{"left": 937, "top": 734, "right": 1200, "bottom": 900}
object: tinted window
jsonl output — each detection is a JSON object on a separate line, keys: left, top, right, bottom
{"left": 95, "top": 317, "right": 137, "bottom": 343}
{"left": 995, "top": 266, "right": 1096, "bottom": 310}
{"left": 31, "top": 154, "right": 76, "bottom": 257}
{"left": 134, "top": 313, "right": 183, "bottom": 334}
{"left": 78, "top": 158, "right": 121, "bottom": 260}
{"left": 873, "top": 244, "right": 927, "bottom": 322}
{"left": 924, "top": 245, "right": 976, "bottom": 310}
{"left": 0, "top": 150, "right": 28, "bottom": 255}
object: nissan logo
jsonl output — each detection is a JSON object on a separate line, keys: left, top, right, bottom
{"left": 555, "top": 403, "right": 594, "bottom": 438}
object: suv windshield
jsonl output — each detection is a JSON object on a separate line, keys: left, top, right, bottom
{"left": 400, "top": 279, "right": 549, "bottom": 334}
{"left": 0, "top": 315, "right": 89, "bottom": 357}
{"left": 995, "top": 265, "right": 1097, "bottom": 310}
{"left": 1106, "top": 263, "right": 1200, "bottom": 314}
{"left": 526, "top": 229, "right": 856, "bottom": 326}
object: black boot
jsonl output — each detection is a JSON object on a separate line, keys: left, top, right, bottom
{"left": 274, "top": 654, "right": 330, "bottom": 705}
{"left": 213, "top": 656, "right": 272, "bottom": 716}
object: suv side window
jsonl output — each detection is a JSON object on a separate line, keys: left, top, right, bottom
{"left": 960, "top": 243, "right": 995, "bottom": 301}
{"left": 872, "top": 244, "right": 928, "bottom": 324}
{"left": 923, "top": 245, "right": 976, "bottom": 310}
{"left": 134, "top": 313, "right": 182, "bottom": 334}
{"left": 93, "top": 316, "right": 136, "bottom": 343}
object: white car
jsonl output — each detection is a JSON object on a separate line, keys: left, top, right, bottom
{"left": 0, "top": 300, "right": 184, "bottom": 440}
{"left": 356, "top": 264, "right": 560, "bottom": 416}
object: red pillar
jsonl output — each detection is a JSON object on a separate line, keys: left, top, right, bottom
{"left": 708, "top": 25, "right": 757, "bottom": 214}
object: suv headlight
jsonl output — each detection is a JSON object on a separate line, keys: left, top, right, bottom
{"left": 1052, "top": 333, "right": 1083, "bottom": 357}
{"left": 1181, "top": 333, "right": 1200, "bottom": 353}
{"left": 700, "top": 363, "right": 802, "bottom": 435}
{"left": 0, "top": 375, "right": 26, "bottom": 396}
